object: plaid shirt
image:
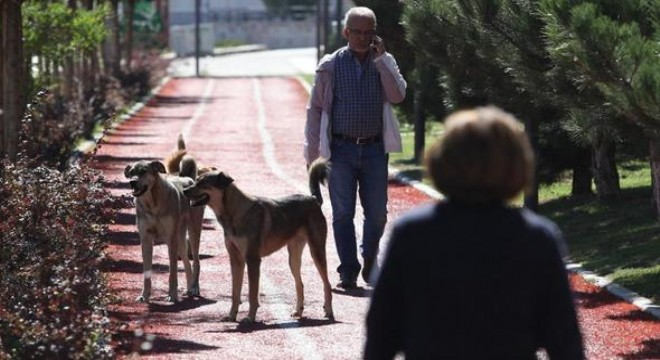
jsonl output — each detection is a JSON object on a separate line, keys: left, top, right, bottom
{"left": 331, "top": 48, "right": 384, "bottom": 138}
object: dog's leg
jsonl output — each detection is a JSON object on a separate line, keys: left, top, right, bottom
{"left": 287, "top": 240, "right": 306, "bottom": 318}
{"left": 187, "top": 206, "right": 204, "bottom": 296}
{"left": 138, "top": 233, "right": 154, "bottom": 302}
{"left": 166, "top": 228, "right": 180, "bottom": 303}
{"left": 245, "top": 253, "right": 262, "bottom": 323}
{"left": 308, "top": 220, "right": 334, "bottom": 320}
{"left": 223, "top": 240, "right": 245, "bottom": 322}
{"left": 178, "top": 221, "right": 193, "bottom": 297}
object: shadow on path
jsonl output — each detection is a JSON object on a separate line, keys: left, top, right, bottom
{"left": 222, "top": 317, "right": 339, "bottom": 334}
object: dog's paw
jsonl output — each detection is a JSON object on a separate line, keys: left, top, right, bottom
{"left": 221, "top": 315, "right": 237, "bottom": 322}
{"left": 239, "top": 317, "right": 255, "bottom": 324}
{"left": 290, "top": 308, "right": 304, "bottom": 318}
{"left": 184, "top": 287, "right": 200, "bottom": 297}
{"left": 164, "top": 295, "right": 179, "bottom": 303}
{"left": 323, "top": 306, "right": 335, "bottom": 320}
{"left": 136, "top": 295, "right": 149, "bottom": 303}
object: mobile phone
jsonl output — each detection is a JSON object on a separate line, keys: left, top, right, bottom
{"left": 370, "top": 37, "right": 378, "bottom": 53}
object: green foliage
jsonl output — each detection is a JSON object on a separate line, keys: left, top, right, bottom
{"left": 541, "top": 0, "right": 660, "bottom": 133}
{"left": 23, "top": 1, "right": 108, "bottom": 59}
{"left": 72, "top": 4, "right": 110, "bottom": 52}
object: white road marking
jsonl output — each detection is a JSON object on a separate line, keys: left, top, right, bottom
{"left": 251, "top": 78, "right": 324, "bottom": 360}
{"left": 182, "top": 79, "right": 216, "bottom": 140}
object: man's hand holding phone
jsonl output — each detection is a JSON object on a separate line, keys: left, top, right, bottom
{"left": 370, "top": 36, "right": 385, "bottom": 57}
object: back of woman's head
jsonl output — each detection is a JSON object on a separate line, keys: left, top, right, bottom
{"left": 425, "top": 106, "right": 534, "bottom": 204}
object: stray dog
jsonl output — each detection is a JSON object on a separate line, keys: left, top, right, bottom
{"left": 164, "top": 133, "right": 217, "bottom": 177}
{"left": 160, "top": 134, "right": 214, "bottom": 296}
{"left": 124, "top": 137, "right": 205, "bottom": 302}
{"left": 182, "top": 158, "right": 334, "bottom": 322}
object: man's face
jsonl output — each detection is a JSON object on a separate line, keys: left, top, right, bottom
{"left": 344, "top": 16, "right": 376, "bottom": 54}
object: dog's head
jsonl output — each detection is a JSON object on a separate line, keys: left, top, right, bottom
{"left": 183, "top": 170, "right": 234, "bottom": 207}
{"left": 124, "top": 160, "right": 167, "bottom": 197}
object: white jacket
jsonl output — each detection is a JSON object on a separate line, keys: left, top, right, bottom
{"left": 304, "top": 47, "right": 407, "bottom": 165}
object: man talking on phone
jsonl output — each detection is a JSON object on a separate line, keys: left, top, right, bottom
{"left": 304, "top": 6, "right": 407, "bottom": 290}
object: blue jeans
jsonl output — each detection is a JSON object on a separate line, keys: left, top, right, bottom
{"left": 328, "top": 138, "right": 388, "bottom": 281}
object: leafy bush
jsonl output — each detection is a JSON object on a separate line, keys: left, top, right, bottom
{"left": 119, "top": 50, "right": 170, "bottom": 100}
{"left": 18, "top": 90, "right": 89, "bottom": 170}
{"left": 0, "top": 152, "right": 120, "bottom": 358}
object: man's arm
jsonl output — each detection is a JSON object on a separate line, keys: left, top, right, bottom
{"left": 304, "top": 62, "right": 327, "bottom": 165}
{"left": 375, "top": 53, "right": 407, "bottom": 104}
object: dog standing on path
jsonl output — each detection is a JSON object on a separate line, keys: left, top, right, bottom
{"left": 124, "top": 137, "right": 205, "bottom": 302}
{"left": 182, "top": 158, "right": 334, "bottom": 323}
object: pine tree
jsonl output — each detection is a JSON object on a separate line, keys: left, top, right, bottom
{"left": 542, "top": 0, "right": 660, "bottom": 217}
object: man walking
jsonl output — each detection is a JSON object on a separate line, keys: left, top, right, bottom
{"left": 304, "top": 6, "right": 407, "bottom": 289}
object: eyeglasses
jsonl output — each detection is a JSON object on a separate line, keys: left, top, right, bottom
{"left": 348, "top": 28, "right": 376, "bottom": 38}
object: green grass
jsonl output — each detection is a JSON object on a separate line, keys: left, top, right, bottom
{"left": 389, "top": 121, "right": 443, "bottom": 184}
{"left": 215, "top": 39, "right": 246, "bottom": 48}
{"left": 394, "top": 124, "right": 660, "bottom": 304}
{"left": 538, "top": 161, "right": 660, "bottom": 304}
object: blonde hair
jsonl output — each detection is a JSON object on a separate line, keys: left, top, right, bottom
{"left": 343, "top": 6, "right": 377, "bottom": 29}
{"left": 425, "top": 106, "right": 535, "bottom": 204}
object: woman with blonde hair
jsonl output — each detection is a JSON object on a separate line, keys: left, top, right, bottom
{"left": 364, "top": 106, "right": 584, "bottom": 359}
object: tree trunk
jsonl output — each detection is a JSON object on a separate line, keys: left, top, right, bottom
{"left": 413, "top": 87, "right": 426, "bottom": 164}
{"left": 2, "top": 0, "right": 23, "bottom": 161}
{"left": 649, "top": 139, "right": 660, "bottom": 221}
{"left": 523, "top": 115, "right": 539, "bottom": 211}
{"left": 592, "top": 133, "right": 621, "bottom": 199}
{"left": 0, "top": 1, "right": 4, "bottom": 155}
{"left": 155, "top": 0, "right": 168, "bottom": 47}
{"left": 572, "top": 146, "right": 593, "bottom": 195}
{"left": 125, "top": 0, "right": 135, "bottom": 71}
{"left": 113, "top": 0, "right": 121, "bottom": 76}
{"left": 62, "top": 0, "right": 77, "bottom": 100}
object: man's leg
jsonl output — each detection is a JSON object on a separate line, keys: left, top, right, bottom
{"left": 358, "top": 145, "right": 388, "bottom": 284}
{"left": 329, "top": 142, "right": 361, "bottom": 287}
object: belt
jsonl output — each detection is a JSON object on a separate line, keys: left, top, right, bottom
{"left": 332, "top": 134, "right": 382, "bottom": 145}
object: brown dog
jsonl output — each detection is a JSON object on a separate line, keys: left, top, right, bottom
{"left": 124, "top": 137, "right": 205, "bottom": 302}
{"left": 182, "top": 158, "right": 334, "bottom": 323}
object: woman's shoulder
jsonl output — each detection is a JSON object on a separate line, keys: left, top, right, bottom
{"left": 393, "top": 202, "right": 443, "bottom": 230}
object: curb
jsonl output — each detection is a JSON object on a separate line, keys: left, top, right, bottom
{"left": 566, "top": 263, "right": 660, "bottom": 319}
{"left": 391, "top": 166, "right": 660, "bottom": 320}
{"left": 161, "top": 44, "right": 268, "bottom": 61}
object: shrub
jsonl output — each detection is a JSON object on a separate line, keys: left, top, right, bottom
{"left": 119, "top": 50, "right": 170, "bottom": 100}
{"left": 0, "top": 153, "right": 119, "bottom": 359}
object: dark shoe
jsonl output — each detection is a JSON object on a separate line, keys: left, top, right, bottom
{"left": 362, "top": 258, "right": 375, "bottom": 284}
{"left": 336, "top": 279, "right": 357, "bottom": 290}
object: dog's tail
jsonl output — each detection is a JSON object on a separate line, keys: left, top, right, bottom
{"left": 165, "top": 134, "right": 189, "bottom": 175}
{"left": 309, "top": 158, "right": 330, "bottom": 205}
{"left": 165, "top": 149, "right": 187, "bottom": 174}
{"left": 179, "top": 155, "right": 198, "bottom": 179}
{"left": 177, "top": 133, "right": 186, "bottom": 150}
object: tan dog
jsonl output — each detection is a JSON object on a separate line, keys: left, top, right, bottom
{"left": 164, "top": 134, "right": 217, "bottom": 178}
{"left": 182, "top": 158, "right": 334, "bottom": 323}
{"left": 124, "top": 139, "right": 205, "bottom": 302}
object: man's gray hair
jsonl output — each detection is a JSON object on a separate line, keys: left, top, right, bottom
{"left": 343, "top": 6, "right": 377, "bottom": 29}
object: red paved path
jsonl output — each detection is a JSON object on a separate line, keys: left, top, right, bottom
{"left": 94, "top": 77, "right": 660, "bottom": 359}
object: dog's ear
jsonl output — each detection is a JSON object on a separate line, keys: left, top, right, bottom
{"left": 214, "top": 172, "right": 234, "bottom": 189}
{"left": 149, "top": 161, "right": 167, "bottom": 174}
{"left": 124, "top": 164, "right": 133, "bottom": 178}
